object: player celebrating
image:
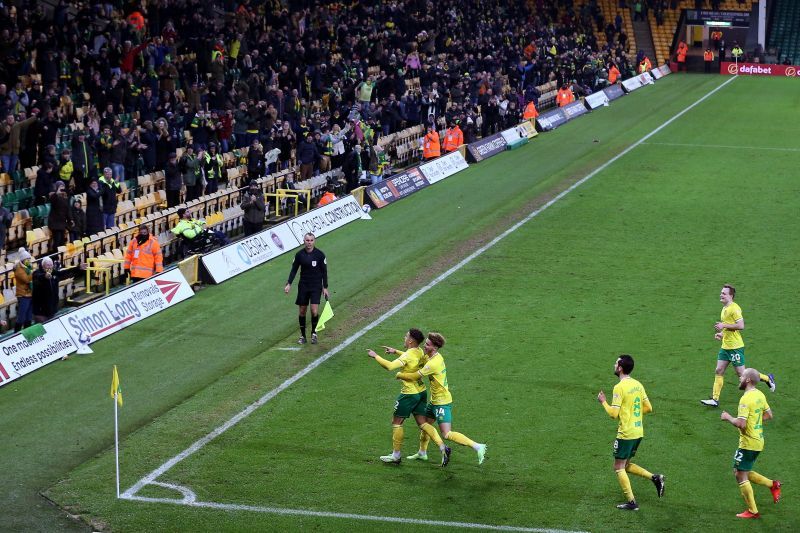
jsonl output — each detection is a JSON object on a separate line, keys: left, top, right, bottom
{"left": 597, "top": 354, "right": 665, "bottom": 511}
{"left": 701, "top": 284, "right": 775, "bottom": 407}
{"left": 396, "top": 332, "right": 487, "bottom": 466}
{"left": 720, "top": 368, "right": 781, "bottom": 518}
{"left": 367, "top": 328, "right": 430, "bottom": 464}
{"left": 284, "top": 233, "right": 329, "bottom": 344}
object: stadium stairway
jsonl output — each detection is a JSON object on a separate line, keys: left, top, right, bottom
{"left": 768, "top": 0, "right": 800, "bottom": 64}
{"left": 632, "top": 16, "right": 657, "bottom": 65}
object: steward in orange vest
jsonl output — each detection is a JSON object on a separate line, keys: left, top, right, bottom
{"left": 422, "top": 127, "right": 441, "bottom": 160}
{"left": 556, "top": 85, "right": 575, "bottom": 107}
{"left": 703, "top": 49, "right": 714, "bottom": 73}
{"left": 608, "top": 64, "right": 621, "bottom": 84}
{"left": 442, "top": 122, "right": 463, "bottom": 152}
{"left": 124, "top": 224, "right": 164, "bottom": 281}
{"left": 318, "top": 186, "right": 337, "bottom": 206}
{"left": 522, "top": 101, "right": 539, "bottom": 119}
{"left": 639, "top": 56, "right": 652, "bottom": 73}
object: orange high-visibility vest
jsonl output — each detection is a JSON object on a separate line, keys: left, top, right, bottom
{"left": 556, "top": 88, "right": 575, "bottom": 107}
{"left": 522, "top": 101, "right": 539, "bottom": 119}
{"left": 318, "top": 191, "right": 337, "bottom": 206}
{"left": 422, "top": 131, "right": 441, "bottom": 159}
{"left": 677, "top": 43, "right": 688, "bottom": 62}
{"left": 124, "top": 236, "right": 164, "bottom": 280}
{"left": 608, "top": 66, "right": 620, "bottom": 84}
{"left": 442, "top": 126, "right": 463, "bottom": 152}
{"left": 639, "top": 57, "right": 652, "bottom": 73}
{"left": 704, "top": 50, "right": 714, "bottom": 61}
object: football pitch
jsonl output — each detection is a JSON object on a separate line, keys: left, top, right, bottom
{"left": 5, "top": 74, "right": 799, "bottom": 532}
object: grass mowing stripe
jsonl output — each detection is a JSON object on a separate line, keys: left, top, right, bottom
{"left": 642, "top": 141, "right": 800, "bottom": 152}
{"left": 121, "top": 75, "right": 737, "bottom": 508}
{"left": 124, "top": 495, "right": 586, "bottom": 533}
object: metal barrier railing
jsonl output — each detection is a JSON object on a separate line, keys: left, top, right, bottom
{"left": 85, "top": 258, "right": 125, "bottom": 295}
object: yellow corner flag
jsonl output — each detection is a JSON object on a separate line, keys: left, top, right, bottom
{"left": 110, "top": 365, "right": 123, "bottom": 407}
{"left": 315, "top": 301, "right": 334, "bottom": 332}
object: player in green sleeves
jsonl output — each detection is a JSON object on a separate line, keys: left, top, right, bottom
{"left": 367, "top": 328, "right": 431, "bottom": 464}
{"left": 701, "top": 284, "right": 775, "bottom": 407}
{"left": 720, "top": 368, "right": 781, "bottom": 519}
{"left": 597, "top": 354, "right": 665, "bottom": 511}
{"left": 396, "top": 332, "right": 487, "bottom": 466}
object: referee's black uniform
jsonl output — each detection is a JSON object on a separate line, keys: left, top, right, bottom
{"left": 287, "top": 247, "right": 328, "bottom": 341}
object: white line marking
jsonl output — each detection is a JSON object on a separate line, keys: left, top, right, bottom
{"left": 642, "top": 141, "right": 800, "bottom": 152}
{"left": 148, "top": 481, "right": 196, "bottom": 504}
{"left": 276, "top": 347, "right": 302, "bottom": 351}
{"left": 122, "top": 76, "right": 736, "bottom": 522}
{"left": 123, "top": 495, "right": 585, "bottom": 532}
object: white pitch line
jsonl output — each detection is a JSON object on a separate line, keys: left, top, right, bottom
{"left": 124, "top": 494, "right": 585, "bottom": 533}
{"left": 122, "top": 76, "right": 736, "bottom": 507}
{"left": 642, "top": 141, "right": 800, "bottom": 152}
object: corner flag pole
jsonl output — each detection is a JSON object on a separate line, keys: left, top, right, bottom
{"left": 114, "top": 390, "right": 120, "bottom": 498}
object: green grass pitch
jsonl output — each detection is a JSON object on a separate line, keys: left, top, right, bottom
{"left": 3, "top": 74, "right": 799, "bottom": 532}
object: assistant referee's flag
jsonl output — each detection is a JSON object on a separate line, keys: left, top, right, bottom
{"left": 315, "top": 301, "right": 334, "bottom": 331}
{"left": 110, "top": 365, "right": 123, "bottom": 407}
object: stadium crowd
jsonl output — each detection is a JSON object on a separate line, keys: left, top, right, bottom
{"left": 0, "top": 0, "right": 638, "bottom": 210}
{"left": 0, "top": 0, "right": 647, "bottom": 329}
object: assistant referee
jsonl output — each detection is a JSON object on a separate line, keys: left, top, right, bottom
{"left": 284, "top": 232, "right": 329, "bottom": 344}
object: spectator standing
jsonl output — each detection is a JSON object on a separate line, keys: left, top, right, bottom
{"left": 0, "top": 205, "right": 12, "bottom": 252}
{"left": 422, "top": 126, "right": 441, "bottom": 161}
{"left": 14, "top": 248, "right": 34, "bottom": 332}
{"left": 296, "top": 133, "right": 318, "bottom": 182}
{"left": 247, "top": 139, "right": 264, "bottom": 180}
{"left": 343, "top": 144, "right": 363, "bottom": 192}
{"left": 164, "top": 152, "right": 182, "bottom": 207}
{"left": 241, "top": 180, "right": 267, "bottom": 236}
{"left": 47, "top": 182, "right": 73, "bottom": 250}
{"left": 85, "top": 177, "right": 105, "bottom": 236}
{"left": 71, "top": 130, "right": 95, "bottom": 193}
{"left": 180, "top": 146, "right": 202, "bottom": 202}
{"left": 201, "top": 142, "right": 224, "bottom": 194}
{"left": 69, "top": 198, "right": 87, "bottom": 241}
{"left": 34, "top": 161, "right": 56, "bottom": 205}
{"left": 32, "top": 257, "right": 60, "bottom": 323}
{"left": 99, "top": 167, "right": 120, "bottom": 229}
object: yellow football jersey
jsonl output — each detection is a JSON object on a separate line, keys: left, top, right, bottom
{"left": 419, "top": 352, "right": 453, "bottom": 405}
{"left": 397, "top": 347, "right": 427, "bottom": 394}
{"left": 737, "top": 388, "right": 769, "bottom": 451}
{"left": 611, "top": 378, "right": 648, "bottom": 439}
{"left": 721, "top": 302, "right": 744, "bottom": 349}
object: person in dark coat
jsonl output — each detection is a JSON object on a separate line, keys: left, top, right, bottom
{"left": 247, "top": 139, "right": 264, "bottom": 180}
{"left": 0, "top": 205, "right": 12, "bottom": 251}
{"left": 164, "top": 152, "right": 182, "bottom": 207}
{"left": 69, "top": 198, "right": 86, "bottom": 241}
{"left": 70, "top": 131, "right": 95, "bottom": 193}
{"left": 34, "top": 161, "right": 56, "bottom": 205}
{"left": 85, "top": 177, "right": 104, "bottom": 236}
{"left": 99, "top": 167, "right": 120, "bottom": 229}
{"left": 240, "top": 180, "right": 266, "bottom": 236}
{"left": 32, "top": 257, "right": 60, "bottom": 323}
{"left": 342, "top": 144, "right": 363, "bottom": 192}
{"left": 47, "top": 181, "right": 73, "bottom": 250}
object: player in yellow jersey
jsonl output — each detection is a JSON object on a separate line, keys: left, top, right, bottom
{"left": 720, "top": 368, "right": 782, "bottom": 519}
{"left": 701, "top": 285, "right": 776, "bottom": 407}
{"left": 367, "top": 328, "right": 430, "bottom": 464}
{"left": 396, "top": 332, "right": 487, "bottom": 467}
{"left": 597, "top": 354, "right": 665, "bottom": 511}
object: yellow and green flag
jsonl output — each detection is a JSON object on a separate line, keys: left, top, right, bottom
{"left": 110, "top": 365, "right": 123, "bottom": 407}
{"left": 315, "top": 301, "right": 334, "bottom": 331}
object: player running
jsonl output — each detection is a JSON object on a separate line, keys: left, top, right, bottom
{"left": 701, "top": 284, "right": 775, "bottom": 407}
{"left": 597, "top": 354, "right": 665, "bottom": 511}
{"left": 396, "top": 332, "right": 487, "bottom": 466}
{"left": 720, "top": 368, "right": 781, "bottom": 518}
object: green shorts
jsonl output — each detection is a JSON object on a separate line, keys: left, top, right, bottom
{"left": 393, "top": 391, "right": 428, "bottom": 418}
{"left": 613, "top": 438, "right": 642, "bottom": 460}
{"left": 425, "top": 403, "right": 452, "bottom": 424}
{"left": 718, "top": 348, "right": 745, "bottom": 367}
{"left": 733, "top": 448, "right": 760, "bottom": 471}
